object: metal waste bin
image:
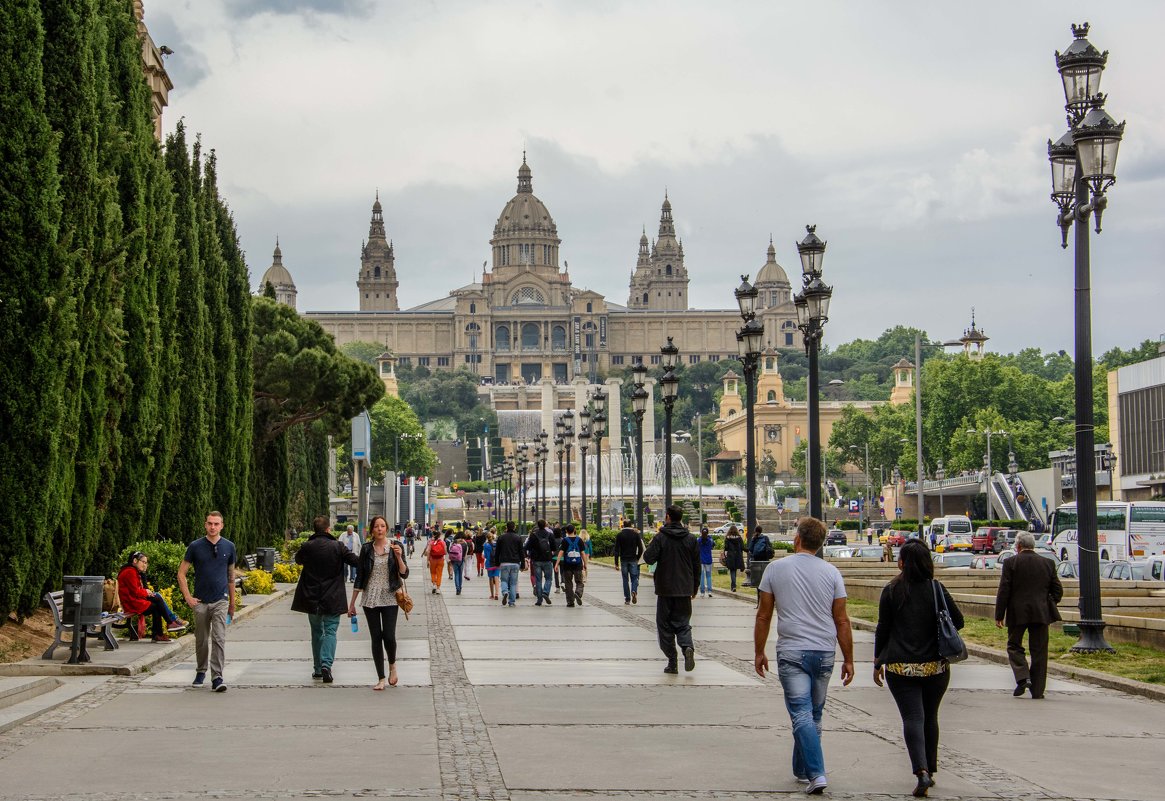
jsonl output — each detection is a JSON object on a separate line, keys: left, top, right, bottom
{"left": 63, "top": 576, "right": 104, "bottom": 626}
{"left": 256, "top": 547, "right": 277, "bottom": 571}
{"left": 747, "top": 560, "right": 770, "bottom": 589}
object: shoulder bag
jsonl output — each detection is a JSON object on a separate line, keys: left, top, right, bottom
{"left": 932, "top": 579, "right": 967, "bottom": 662}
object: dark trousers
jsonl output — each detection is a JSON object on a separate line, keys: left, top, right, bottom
{"left": 562, "top": 566, "right": 584, "bottom": 604}
{"left": 1007, "top": 622, "right": 1050, "bottom": 697}
{"left": 655, "top": 595, "right": 693, "bottom": 660}
{"left": 145, "top": 595, "right": 170, "bottom": 637}
{"left": 364, "top": 605, "right": 400, "bottom": 680}
{"left": 885, "top": 669, "right": 950, "bottom": 775}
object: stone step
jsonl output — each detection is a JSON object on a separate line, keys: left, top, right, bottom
{"left": 0, "top": 676, "right": 59, "bottom": 711}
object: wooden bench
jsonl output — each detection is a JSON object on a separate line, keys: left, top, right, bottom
{"left": 42, "top": 590, "right": 125, "bottom": 661}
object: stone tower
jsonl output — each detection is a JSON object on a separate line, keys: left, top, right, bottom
{"left": 959, "top": 309, "right": 989, "bottom": 360}
{"left": 357, "top": 193, "right": 399, "bottom": 311}
{"left": 889, "top": 358, "right": 915, "bottom": 405}
{"left": 628, "top": 193, "right": 689, "bottom": 310}
{"left": 260, "top": 239, "right": 297, "bottom": 309}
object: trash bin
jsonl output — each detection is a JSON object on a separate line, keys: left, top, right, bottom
{"left": 747, "top": 560, "right": 770, "bottom": 588}
{"left": 256, "top": 547, "right": 277, "bottom": 571}
{"left": 62, "top": 576, "right": 104, "bottom": 627}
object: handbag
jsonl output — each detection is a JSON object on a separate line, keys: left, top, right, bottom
{"left": 395, "top": 579, "right": 414, "bottom": 619}
{"left": 932, "top": 580, "right": 967, "bottom": 662}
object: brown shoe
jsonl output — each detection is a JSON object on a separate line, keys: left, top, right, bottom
{"left": 151, "top": 634, "right": 171, "bottom": 643}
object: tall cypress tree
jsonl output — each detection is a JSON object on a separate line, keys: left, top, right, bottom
{"left": 0, "top": 1, "right": 68, "bottom": 620}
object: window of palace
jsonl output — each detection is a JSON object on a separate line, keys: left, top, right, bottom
{"left": 469, "top": 302, "right": 476, "bottom": 314}
{"left": 418, "top": 357, "right": 430, "bottom": 366}
{"left": 496, "top": 326, "right": 510, "bottom": 350}
{"left": 511, "top": 286, "right": 546, "bottom": 305}
{"left": 521, "top": 322, "right": 540, "bottom": 350}
{"left": 709, "top": 354, "right": 720, "bottom": 362}
{"left": 437, "top": 357, "right": 450, "bottom": 367}
{"left": 551, "top": 325, "right": 567, "bottom": 350}
{"left": 374, "top": 265, "right": 381, "bottom": 278}
{"left": 767, "top": 390, "right": 777, "bottom": 402}
{"left": 786, "top": 333, "right": 794, "bottom": 346}
{"left": 642, "top": 293, "right": 648, "bottom": 304}
{"left": 612, "top": 355, "right": 624, "bottom": 365}
{"left": 650, "top": 354, "right": 661, "bottom": 365}
{"left": 689, "top": 355, "right": 701, "bottom": 364}
{"left": 666, "top": 264, "right": 673, "bottom": 275}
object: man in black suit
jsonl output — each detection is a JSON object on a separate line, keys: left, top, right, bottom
{"left": 994, "top": 532, "right": 1063, "bottom": 699}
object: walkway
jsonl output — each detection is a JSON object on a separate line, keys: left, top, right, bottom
{"left": 0, "top": 564, "right": 1162, "bottom": 800}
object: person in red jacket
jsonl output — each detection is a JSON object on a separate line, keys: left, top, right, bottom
{"left": 117, "top": 552, "right": 188, "bottom": 643}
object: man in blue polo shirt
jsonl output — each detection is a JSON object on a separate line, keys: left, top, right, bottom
{"left": 178, "top": 511, "right": 237, "bottom": 692}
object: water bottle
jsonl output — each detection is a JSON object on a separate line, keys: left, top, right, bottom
{"left": 226, "top": 613, "right": 232, "bottom": 625}
{"left": 350, "top": 615, "right": 358, "bottom": 633}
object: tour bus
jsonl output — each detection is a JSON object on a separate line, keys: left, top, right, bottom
{"left": 1049, "top": 501, "right": 1165, "bottom": 562}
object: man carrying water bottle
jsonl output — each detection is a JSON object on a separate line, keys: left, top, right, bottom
{"left": 292, "top": 515, "right": 360, "bottom": 684}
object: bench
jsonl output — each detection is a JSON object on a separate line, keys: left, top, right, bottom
{"left": 234, "top": 553, "right": 258, "bottom": 595}
{"left": 42, "top": 590, "right": 125, "bottom": 661}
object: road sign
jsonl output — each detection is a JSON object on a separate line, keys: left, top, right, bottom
{"left": 894, "top": 507, "right": 903, "bottom": 518}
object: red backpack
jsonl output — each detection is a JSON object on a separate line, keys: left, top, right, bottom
{"left": 429, "top": 538, "right": 446, "bottom": 559}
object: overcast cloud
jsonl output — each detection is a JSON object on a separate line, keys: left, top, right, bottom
{"left": 148, "top": 0, "right": 1165, "bottom": 355}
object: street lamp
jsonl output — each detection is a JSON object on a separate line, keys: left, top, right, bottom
{"left": 735, "top": 276, "right": 764, "bottom": 543}
{"left": 967, "top": 428, "right": 1007, "bottom": 523}
{"left": 1101, "top": 449, "right": 1117, "bottom": 501}
{"left": 935, "top": 460, "right": 946, "bottom": 518}
{"left": 591, "top": 388, "right": 607, "bottom": 528}
{"left": 660, "top": 337, "right": 680, "bottom": 508}
{"left": 794, "top": 225, "right": 833, "bottom": 522}
{"left": 1050, "top": 23, "right": 1123, "bottom": 653}
{"left": 538, "top": 433, "right": 549, "bottom": 520}
{"left": 631, "top": 363, "right": 649, "bottom": 531}
{"left": 554, "top": 432, "right": 565, "bottom": 524}
{"left": 579, "top": 415, "right": 591, "bottom": 529}
{"left": 892, "top": 465, "right": 902, "bottom": 520}
{"left": 563, "top": 409, "right": 575, "bottom": 524}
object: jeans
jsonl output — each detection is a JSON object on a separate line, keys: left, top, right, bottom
{"left": 453, "top": 561, "right": 464, "bottom": 592}
{"left": 620, "top": 561, "right": 640, "bottom": 601}
{"left": 145, "top": 594, "right": 178, "bottom": 637}
{"left": 776, "top": 649, "right": 835, "bottom": 780}
{"left": 729, "top": 568, "right": 739, "bottom": 591}
{"left": 307, "top": 613, "right": 339, "bottom": 672}
{"left": 700, "top": 563, "right": 713, "bottom": 594}
{"left": 885, "top": 669, "right": 950, "bottom": 775}
{"left": 499, "top": 563, "right": 520, "bottom": 604}
{"left": 532, "top": 561, "right": 553, "bottom": 600}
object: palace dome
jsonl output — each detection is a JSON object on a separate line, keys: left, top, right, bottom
{"left": 492, "top": 155, "right": 559, "bottom": 241}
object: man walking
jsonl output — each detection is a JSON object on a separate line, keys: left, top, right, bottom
{"left": 292, "top": 515, "right": 360, "bottom": 683}
{"left": 178, "top": 511, "right": 237, "bottom": 692}
{"left": 340, "top": 524, "right": 361, "bottom": 582}
{"left": 614, "top": 521, "right": 645, "bottom": 605}
{"left": 558, "top": 524, "right": 588, "bottom": 607}
{"left": 754, "top": 516, "right": 854, "bottom": 795}
{"left": 643, "top": 505, "right": 699, "bottom": 673}
{"left": 525, "top": 519, "right": 556, "bottom": 605}
{"left": 493, "top": 521, "right": 525, "bottom": 607}
{"left": 995, "top": 531, "right": 1063, "bottom": 699}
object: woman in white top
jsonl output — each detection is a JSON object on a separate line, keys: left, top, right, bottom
{"left": 348, "top": 515, "right": 409, "bottom": 690}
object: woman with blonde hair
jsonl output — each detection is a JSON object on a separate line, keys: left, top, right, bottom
{"left": 349, "top": 516, "right": 409, "bottom": 690}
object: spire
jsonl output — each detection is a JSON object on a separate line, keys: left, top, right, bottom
{"left": 657, "top": 192, "right": 675, "bottom": 238}
{"left": 638, "top": 226, "right": 649, "bottom": 256}
{"left": 766, "top": 235, "right": 777, "bottom": 262}
{"left": 517, "top": 152, "right": 533, "bottom": 194}
{"left": 273, "top": 237, "right": 282, "bottom": 262}
{"left": 368, "top": 193, "right": 387, "bottom": 241}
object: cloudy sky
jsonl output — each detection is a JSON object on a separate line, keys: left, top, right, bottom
{"left": 148, "top": 0, "right": 1164, "bottom": 356}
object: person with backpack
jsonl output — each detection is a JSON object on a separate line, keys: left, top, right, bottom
{"left": 448, "top": 534, "right": 467, "bottom": 595}
{"left": 698, "top": 527, "right": 715, "bottom": 597}
{"left": 558, "top": 524, "right": 588, "bottom": 607}
{"left": 422, "top": 531, "right": 446, "bottom": 594}
{"left": 525, "top": 519, "right": 557, "bottom": 605}
{"left": 749, "top": 524, "right": 775, "bottom": 562}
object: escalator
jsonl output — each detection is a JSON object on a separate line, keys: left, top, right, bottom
{"left": 990, "top": 472, "right": 1046, "bottom": 533}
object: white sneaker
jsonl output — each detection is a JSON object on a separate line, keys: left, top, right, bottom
{"left": 805, "top": 775, "right": 827, "bottom": 795}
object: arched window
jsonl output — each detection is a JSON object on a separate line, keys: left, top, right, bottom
{"left": 496, "top": 325, "right": 510, "bottom": 351}
{"left": 586, "top": 302, "right": 592, "bottom": 313}
{"left": 767, "top": 390, "right": 777, "bottom": 402}
{"left": 511, "top": 286, "right": 546, "bottom": 305}
{"left": 765, "top": 356, "right": 775, "bottom": 371}
{"left": 642, "top": 292, "right": 649, "bottom": 304}
{"left": 469, "top": 302, "right": 476, "bottom": 314}
{"left": 666, "top": 264, "right": 673, "bottom": 276}
{"left": 728, "top": 409, "right": 737, "bottom": 417}
{"left": 374, "top": 265, "right": 381, "bottom": 278}
{"left": 521, "top": 322, "right": 540, "bottom": 350}
{"left": 551, "top": 325, "right": 567, "bottom": 350}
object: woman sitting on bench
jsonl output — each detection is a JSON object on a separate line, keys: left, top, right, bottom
{"left": 117, "top": 552, "right": 188, "bottom": 642}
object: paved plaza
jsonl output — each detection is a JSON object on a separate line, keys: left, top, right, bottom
{"left": 0, "top": 565, "right": 1162, "bottom": 801}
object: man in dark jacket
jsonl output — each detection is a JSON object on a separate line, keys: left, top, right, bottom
{"left": 994, "top": 532, "right": 1063, "bottom": 699}
{"left": 614, "top": 524, "right": 645, "bottom": 605}
{"left": 525, "top": 519, "right": 556, "bottom": 605}
{"left": 492, "top": 522, "right": 526, "bottom": 607}
{"left": 643, "top": 505, "right": 700, "bottom": 673}
{"left": 292, "top": 515, "right": 360, "bottom": 683}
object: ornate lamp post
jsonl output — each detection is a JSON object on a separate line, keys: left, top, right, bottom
{"left": 538, "top": 435, "right": 549, "bottom": 520}
{"left": 554, "top": 425, "right": 565, "bottom": 524}
{"left": 562, "top": 409, "right": 575, "bottom": 523}
{"left": 516, "top": 444, "right": 530, "bottom": 534}
{"left": 579, "top": 410, "right": 591, "bottom": 528}
{"left": 591, "top": 388, "right": 607, "bottom": 528}
{"left": 793, "top": 225, "right": 833, "bottom": 521}
{"left": 1049, "top": 23, "right": 1123, "bottom": 651}
{"left": 735, "top": 276, "right": 764, "bottom": 542}
{"left": 630, "top": 363, "right": 649, "bottom": 531}
{"left": 660, "top": 337, "right": 680, "bottom": 508}
{"left": 935, "top": 460, "right": 946, "bottom": 518}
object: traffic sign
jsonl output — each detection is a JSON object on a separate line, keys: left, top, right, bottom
{"left": 894, "top": 507, "right": 903, "bottom": 518}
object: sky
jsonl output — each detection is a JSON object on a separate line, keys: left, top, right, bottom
{"left": 147, "top": 0, "right": 1165, "bottom": 356}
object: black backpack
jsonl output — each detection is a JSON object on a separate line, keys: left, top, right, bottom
{"left": 751, "top": 535, "right": 774, "bottom": 561}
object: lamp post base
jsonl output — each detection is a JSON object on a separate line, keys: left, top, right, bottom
{"left": 1069, "top": 619, "right": 1115, "bottom": 654}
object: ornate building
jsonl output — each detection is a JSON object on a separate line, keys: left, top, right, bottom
{"left": 260, "top": 239, "right": 297, "bottom": 309}
{"left": 305, "top": 156, "right": 799, "bottom": 386}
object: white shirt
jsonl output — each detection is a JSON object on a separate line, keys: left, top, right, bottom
{"left": 759, "top": 553, "right": 847, "bottom": 654}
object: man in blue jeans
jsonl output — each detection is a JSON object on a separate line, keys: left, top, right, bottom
{"left": 754, "top": 516, "right": 854, "bottom": 795}
{"left": 524, "top": 519, "right": 556, "bottom": 605}
{"left": 613, "top": 523, "right": 645, "bottom": 604}
{"left": 492, "top": 521, "right": 525, "bottom": 607}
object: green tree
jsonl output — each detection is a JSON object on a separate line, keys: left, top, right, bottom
{"left": 1099, "top": 340, "right": 1160, "bottom": 370}
{"left": 369, "top": 395, "right": 437, "bottom": 478}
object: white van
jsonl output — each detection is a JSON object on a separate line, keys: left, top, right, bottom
{"left": 928, "top": 515, "right": 973, "bottom": 540}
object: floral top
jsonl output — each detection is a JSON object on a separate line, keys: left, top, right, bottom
{"left": 885, "top": 660, "right": 948, "bottom": 677}
{"left": 361, "top": 550, "right": 397, "bottom": 608}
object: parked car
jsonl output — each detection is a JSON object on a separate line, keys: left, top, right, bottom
{"left": 853, "top": 545, "right": 885, "bottom": 559}
{"left": 823, "top": 545, "right": 853, "bottom": 559}
{"left": 1142, "top": 555, "right": 1165, "bottom": 582}
{"left": 1037, "top": 533, "right": 1054, "bottom": 549}
{"left": 970, "top": 554, "right": 997, "bottom": 570}
{"left": 712, "top": 523, "right": 737, "bottom": 535}
{"left": 932, "top": 552, "right": 975, "bottom": 568}
{"left": 972, "top": 526, "right": 1014, "bottom": 553}
{"left": 935, "top": 535, "right": 973, "bottom": 553}
{"left": 1101, "top": 560, "right": 1147, "bottom": 581}
{"left": 825, "top": 529, "right": 848, "bottom": 546}
{"left": 440, "top": 519, "right": 468, "bottom": 535}
{"left": 1058, "top": 559, "right": 1110, "bottom": 579}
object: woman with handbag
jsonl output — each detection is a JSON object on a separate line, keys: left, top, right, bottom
{"left": 873, "top": 540, "right": 964, "bottom": 798}
{"left": 349, "top": 515, "right": 410, "bottom": 690}
{"left": 721, "top": 525, "right": 745, "bottom": 592}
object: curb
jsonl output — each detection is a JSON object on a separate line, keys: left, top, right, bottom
{"left": 0, "top": 589, "right": 289, "bottom": 678}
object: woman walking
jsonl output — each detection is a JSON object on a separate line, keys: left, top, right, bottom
{"left": 873, "top": 540, "right": 964, "bottom": 797}
{"left": 697, "top": 527, "right": 714, "bottom": 596}
{"left": 483, "top": 529, "right": 499, "bottom": 600}
{"left": 721, "top": 525, "right": 745, "bottom": 592}
{"left": 422, "top": 530, "right": 446, "bottom": 593}
{"left": 349, "top": 515, "right": 409, "bottom": 691}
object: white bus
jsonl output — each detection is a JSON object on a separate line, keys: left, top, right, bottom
{"left": 1049, "top": 501, "right": 1165, "bottom": 562}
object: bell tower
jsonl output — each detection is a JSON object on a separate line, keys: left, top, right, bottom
{"left": 357, "top": 193, "right": 399, "bottom": 311}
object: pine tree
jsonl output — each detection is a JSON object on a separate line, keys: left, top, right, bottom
{"left": 0, "top": 0, "right": 68, "bottom": 620}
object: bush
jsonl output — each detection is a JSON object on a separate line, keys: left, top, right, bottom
{"left": 115, "top": 541, "right": 189, "bottom": 594}
{"left": 586, "top": 527, "right": 617, "bottom": 557}
{"left": 271, "top": 562, "right": 302, "bottom": 583}
{"left": 242, "top": 569, "right": 276, "bottom": 594}
{"left": 281, "top": 535, "right": 310, "bottom": 562}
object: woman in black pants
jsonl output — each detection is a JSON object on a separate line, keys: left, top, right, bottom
{"left": 349, "top": 515, "right": 409, "bottom": 690}
{"left": 873, "top": 540, "right": 964, "bottom": 798}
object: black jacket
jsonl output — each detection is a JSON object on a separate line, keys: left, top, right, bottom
{"left": 492, "top": 531, "right": 525, "bottom": 566}
{"left": 874, "top": 579, "right": 964, "bottom": 667}
{"left": 525, "top": 527, "right": 556, "bottom": 562}
{"left": 995, "top": 550, "right": 1063, "bottom": 626}
{"left": 613, "top": 527, "right": 645, "bottom": 564}
{"left": 353, "top": 540, "right": 409, "bottom": 595}
{"left": 722, "top": 533, "right": 745, "bottom": 570}
{"left": 643, "top": 522, "right": 699, "bottom": 596}
{"left": 292, "top": 533, "right": 361, "bottom": 615}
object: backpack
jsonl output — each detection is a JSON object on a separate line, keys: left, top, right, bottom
{"left": 562, "top": 536, "right": 583, "bottom": 567}
{"left": 449, "top": 542, "right": 464, "bottom": 563}
{"left": 750, "top": 535, "right": 774, "bottom": 561}
{"left": 429, "top": 538, "right": 446, "bottom": 559}
{"left": 534, "top": 530, "right": 555, "bottom": 561}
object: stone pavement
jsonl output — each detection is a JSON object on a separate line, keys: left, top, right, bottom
{"left": 0, "top": 562, "right": 1163, "bottom": 800}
